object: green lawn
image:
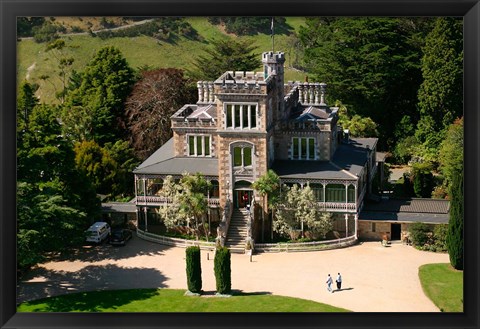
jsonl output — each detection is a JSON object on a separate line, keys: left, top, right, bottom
{"left": 418, "top": 263, "right": 463, "bottom": 312}
{"left": 17, "top": 288, "right": 350, "bottom": 312}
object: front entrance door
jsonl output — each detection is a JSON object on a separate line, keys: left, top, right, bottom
{"left": 234, "top": 189, "right": 253, "bottom": 209}
{"left": 391, "top": 223, "right": 401, "bottom": 241}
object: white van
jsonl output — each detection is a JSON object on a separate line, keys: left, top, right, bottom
{"left": 85, "top": 222, "right": 111, "bottom": 243}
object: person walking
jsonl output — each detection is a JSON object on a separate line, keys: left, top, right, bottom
{"left": 326, "top": 274, "right": 333, "bottom": 293}
{"left": 336, "top": 273, "right": 342, "bottom": 291}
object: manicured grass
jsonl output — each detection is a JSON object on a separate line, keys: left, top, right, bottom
{"left": 418, "top": 263, "right": 463, "bottom": 312}
{"left": 17, "top": 288, "right": 350, "bottom": 312}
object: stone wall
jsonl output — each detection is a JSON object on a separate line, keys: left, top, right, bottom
{"left": 358, "top": 221, "right": 413, "bottom": 241}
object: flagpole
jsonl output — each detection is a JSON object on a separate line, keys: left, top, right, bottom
{"left": 271, "top": 17, "right": 274, "bottom": 53}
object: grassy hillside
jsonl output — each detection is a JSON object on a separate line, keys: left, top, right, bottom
{"left": 17, "top": 17, "right": 306, "bottom": 104}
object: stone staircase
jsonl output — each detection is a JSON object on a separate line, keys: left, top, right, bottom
{"left": 226, "top": 208, "right": 250, "bottom": 253}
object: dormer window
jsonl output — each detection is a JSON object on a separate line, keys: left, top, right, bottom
{"left": 225, "top": 103, "right": 257, "bottom": 129}
{"left": 188, "top": 135, "right": 211, "bottom": 157}
{"left": 291, "top": 137, "right": 316, "bottom": 160}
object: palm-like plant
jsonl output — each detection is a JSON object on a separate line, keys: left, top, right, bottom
{"left": 178, "top": 173, "right": 211, "bottom": 241}
{"left": 252, "top": 170, "right": 280, "bottom": 242}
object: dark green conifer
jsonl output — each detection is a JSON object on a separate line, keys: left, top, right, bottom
{"left": 185, "top": 246, "right": 202, "bottom": 293}
{"left": 446, "top": 171, "right": 463, "bottom": 270}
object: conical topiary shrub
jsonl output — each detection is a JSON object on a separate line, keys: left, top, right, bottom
{"left": 214, "top": 247, "right": 231, "bottom": 294}
{"left": 185, "top": 246, "right": 202, "bottom": 293}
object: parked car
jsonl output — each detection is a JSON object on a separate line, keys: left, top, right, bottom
{"left": 109, "top": 228, "right": 132, "bottom": 246}
{"left": 85, "top": 222, "right": 111, "bottom": 244}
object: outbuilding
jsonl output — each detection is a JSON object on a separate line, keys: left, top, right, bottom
{"left": 358, "top": 198, "right": 450, "bottom": 242}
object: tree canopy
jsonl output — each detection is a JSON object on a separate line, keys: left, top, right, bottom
{"left": 191, "top": 38, "right": 261, "bottom": 80}
{"left": 299, "top": 17, "right": 432, "bottom": 149}
{"left": 125, "top": 68, "right": 196, "bottom": 160}
{"left": 63, "top": 46, "right": 135, "bottom": 145}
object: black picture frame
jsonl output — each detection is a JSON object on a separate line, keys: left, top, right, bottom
{"left": 1, "top": 0, "right": 479, "bottom": 328}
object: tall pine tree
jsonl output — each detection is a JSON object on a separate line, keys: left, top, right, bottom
{"left": 446, "top": 170, "right": 463, "bottom": 270}
{"left": 415, "top": 17, "right": 463, "bottom": 161}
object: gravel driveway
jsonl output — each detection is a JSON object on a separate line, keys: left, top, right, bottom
{"left": 17, "top": 235, "right": 449, "bottom": 312}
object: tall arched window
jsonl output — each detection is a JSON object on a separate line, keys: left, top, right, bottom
{"left": 233, "top": 146, "right": 252, "bottom": 168}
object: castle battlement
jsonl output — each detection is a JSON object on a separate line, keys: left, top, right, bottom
{"left": 262, "top": 51, "right": 285, "bottom": 64}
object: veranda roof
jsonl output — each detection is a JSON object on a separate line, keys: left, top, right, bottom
{"left": 272, "top": 137, "right": 378, "bottom": 181}
{"left": 133, "top": 138, "right": 218, "bottom": 176}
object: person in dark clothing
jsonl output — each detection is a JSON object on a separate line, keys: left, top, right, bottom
{"left": 336, "top": 273, "right": 342, "bottom": 290}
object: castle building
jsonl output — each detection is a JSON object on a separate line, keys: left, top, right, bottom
{"left": 133, "top": 51, "right": 378, "bottom": 247}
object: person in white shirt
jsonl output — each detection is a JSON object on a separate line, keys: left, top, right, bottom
{"left": 326, "top": 274, "right": 333, "bottom": 293}
{"left": 336, "top": 272, "right": 342, "bottom": 291}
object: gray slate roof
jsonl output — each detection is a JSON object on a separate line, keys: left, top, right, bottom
{"left": 272, "top": 160, "right": 356, "bottom": 180}
{"left": 272, "top": 138, "right": 377, "bottom": 181}
{"left": 359, "top": 198, "right": 450, "bottom": 224}
{"left": 101, "top": 202, "right": 137, "bottom": 213}
{"left": 133, "top": 138, "right": 218, "bottom": 176}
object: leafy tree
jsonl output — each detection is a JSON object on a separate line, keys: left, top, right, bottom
{"left": 17, "top": 81, "right": 38, "bottom": 134}
{"left": 73, "top": 140, "right": 137, "bottom": 199}
{"left": 177, "top": 173, "right": 211, "bottom": 240}
{"left": 191, "top": 38, "right": 261, "bottom": 80}
{"left": 158, "top": 176, "right": 182, "bottom": 229}
{"left": 208, "top": 17, "right": 288, "bottom": 36}
{"left": 17, "top": 100, "right": 100, "bottom": 272}
{"left": 104, "top": 140, "right": 140, "bottom": 198}
{"left": 185, "top": 246, "right": 202, "bottom": 293}
{"left": 299, "top": 17, "right": 431, "bottom": 149}
{"left": 438, "top": 118, "right": 463, "bottom": 188}
{"left": 125, "top": 68, "right": 196, "bottom": 160}
{"left": 275, "top": 184, "right": 332, "bottom": 240}
{"left": 447, "top": 171, "right": 463, "bottom": 270}
{"left": 74, "top": 140, "right": 116, "bottom": 194}
{"left": 393, "top": 135, "right": 421, "bottom": 164}
{"left": 63, "top": 46, "right": 135, "bottom": 145}
{"left": 45, "top": 39, "right": 75, "bottom": 103}
{"left": 32, "top": 21, "right": 60, "bottom": 43}
{"left": 252, "top": 169, "right": 280, "bottom": 242}
{"left": 17, "top": 17, "right": 46, "bottom": 37}
{"left": 340, "top": 114, "right": 378, "bottom": 138}
{"left": 411, "top": 162, "right": 435, "bottom": 198}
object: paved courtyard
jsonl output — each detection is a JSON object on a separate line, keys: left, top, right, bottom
{"left": 17, "top": 235, "right": 449, "bottom": 312}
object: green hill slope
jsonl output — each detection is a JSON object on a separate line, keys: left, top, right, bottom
{"left": 17, "top": 17, "right": 306, "bottom": 104}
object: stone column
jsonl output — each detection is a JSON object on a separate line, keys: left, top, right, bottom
{"left": 298, "top": 84, "right": 304, "bottom": 104}
{"left": 208, "top": 82, "right": 214, "bottom": 103}
{"left": 320, "top": 83, "right": 327, "bottom": 105}
{"left": 197, "top": 81, "right": 204, "bottom": 103}
{"left": 203, "top": 81, "right": 209, "bottom": 103}
{"left": 314, "top": 83, "right": 320, "bottom": 104}
{"left": 309, "top": 84, "right": 315, "bottom": 104}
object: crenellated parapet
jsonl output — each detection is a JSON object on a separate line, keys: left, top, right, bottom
{"left": 213, "top": 71, "right": 273, "bottom": 95}
{"left": 262, "top": 51, "right": 285, "bottom": 65}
